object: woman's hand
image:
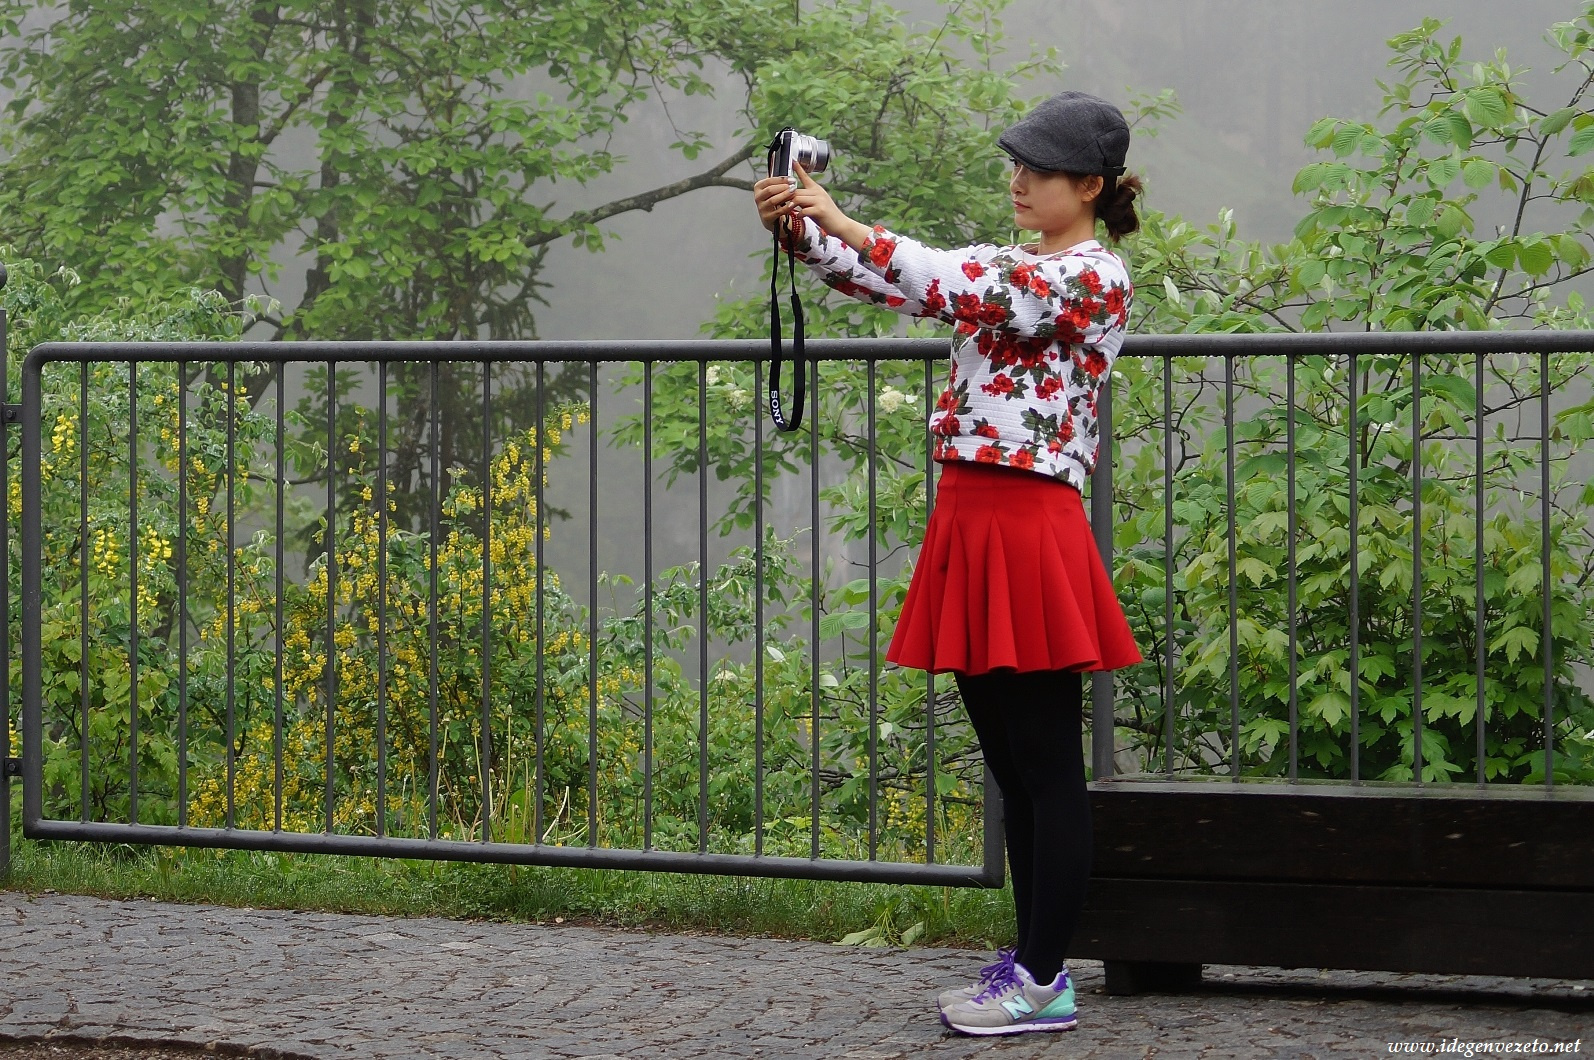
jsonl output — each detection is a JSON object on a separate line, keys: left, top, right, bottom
{"left": 753, "top": 164, "right": 871, "bottom": 250}
{"left": 753, "top": 173, "right": 798, "bottom": 235}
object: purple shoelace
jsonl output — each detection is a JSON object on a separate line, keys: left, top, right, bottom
{"left": 970, "top": 947, "right": 1021, "bottom": 1004}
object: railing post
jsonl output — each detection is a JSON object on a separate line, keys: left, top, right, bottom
{"left": 1, "top": 259, "right": 11, "bottom": 880}
{"left": 1090, "top": 377, "right": 1115, "bottom": 781}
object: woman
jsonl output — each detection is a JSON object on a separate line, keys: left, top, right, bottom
{"left": 752, "top": 90, "right": 1144, "bottom": 1037}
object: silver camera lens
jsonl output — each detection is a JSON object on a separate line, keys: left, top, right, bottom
{"left": 790, "top": 132, "right": 831, "bottom": 175}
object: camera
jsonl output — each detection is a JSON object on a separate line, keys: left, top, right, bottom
{"left": 767, "top": 127, "right": 832, "bottom": 179}
{"left": 762, "top": 126, "right": 833, "bottom": 434}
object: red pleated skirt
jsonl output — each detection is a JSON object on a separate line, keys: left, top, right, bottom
{"left": 885, "top": 461, "right": 1144, "bottom": 676}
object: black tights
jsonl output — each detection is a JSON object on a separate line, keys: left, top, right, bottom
{"left": 954, "top": 668, "right": 1091, "bottom": 987}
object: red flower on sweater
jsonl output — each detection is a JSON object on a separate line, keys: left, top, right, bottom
{"left": 934, "top": 413, "right": 960, "bottom": 436}
{"left": 975, "top": 444, "right": 1004, "bottom": 463}
{"left": 922, "top": 278, "right": 947, "bottom": 315}
{"left": 980, "top": 373, "right": 1015, "bottom": 397}
{"left": 1104, "top": 286, "right": 1126, "bottom": 319}
{"left": 885, "top": 295, "right": 906, "bottom": 307}
{"left": 1009, "top": 448, "right": 1036, "bottom": 470}
{"left": 1078, "top": 268, "right": 1103, "bottom": 294}
{"left": 1064, "top": 302, "right": 1095, "bottom": 331}
{"left": 1014, "top": 336, "right": 1049, "bottom": 369}
{"left": 974, "top": 421, "right": 1000, "bottom": 439}
{"left": 953, "top": 293, "right": 983, "bottom": 321}
{"left": 867, "top": 233, "right": 897, "bottom": 267}
{"left": 936, "top": 388, "right": 958, "bottom": 411}
{"left": 1029, "top": 275, "right": 1051, "bottom": 299}
{"left": 1009, "top": 263, "right": 1033, "bottom": 288}
{"left": 1035, "top": 375, "right": 1064, "bottom": 401}
{"left": 1059, "top": 415, "right": 1075, "bottom": 444}
{"left": 962, "top": 260, "right": 986, "bottom": 280}
{"left": 976, "top": 302, "right": 1009, "bottom": 327}
{"left": 1084, "top": 349, "right": 1109, "bottom": 379}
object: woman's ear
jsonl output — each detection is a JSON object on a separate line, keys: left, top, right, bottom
{"left": 1085, "top": 175, "right": 1105, "bottom": 203}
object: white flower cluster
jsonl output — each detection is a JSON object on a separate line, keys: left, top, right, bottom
{"left": 877, "top": 385, "right": 917, "bottom": 414}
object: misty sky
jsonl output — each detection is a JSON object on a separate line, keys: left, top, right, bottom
{"left": 532, "top": 0, "right": 1585, "bottom": 340}
{"left": 2, "top": 1, "right": 1585, "bottom": 339}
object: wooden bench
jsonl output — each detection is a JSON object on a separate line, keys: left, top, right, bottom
{"left": 1066, "top": 780, "right": 1594, "bottom": 994}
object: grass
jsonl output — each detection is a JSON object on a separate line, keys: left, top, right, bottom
{"left": 0, "top": 835, "right": 1015, "bottom": 951}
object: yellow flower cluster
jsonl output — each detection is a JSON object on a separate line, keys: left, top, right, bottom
{"left": 51, "top": 412, "right": 76, "bottom": 457}
{"left": 91, "top": 526, "right": 121, "bottom": 578}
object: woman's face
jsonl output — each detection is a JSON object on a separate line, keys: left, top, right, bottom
{"left": 1008, "top": 160, "right": 1101, "bottom": 237}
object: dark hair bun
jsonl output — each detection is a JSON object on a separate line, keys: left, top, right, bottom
{"left": 1097, "top": 172, "right": 1142, "bottom": 241}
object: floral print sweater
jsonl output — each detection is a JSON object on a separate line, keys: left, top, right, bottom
{"left": 787, "top": 217, "right": 1132, "bottom": 490}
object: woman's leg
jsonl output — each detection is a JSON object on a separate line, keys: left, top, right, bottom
{"left": 954, "top": 671, "right": 1035, "bottom": 959}
{"left": 994, "top": 669, "right": 1090, "bottom": 985}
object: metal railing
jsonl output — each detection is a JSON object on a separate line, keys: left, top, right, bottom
{"left": 14, "top": 338, "right": 1002, "bottom": 885}
{"left": 5, "top": 328, "right": 1593, "bottom": 887}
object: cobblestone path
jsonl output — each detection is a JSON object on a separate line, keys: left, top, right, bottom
{"left": 0, "top": 893, "right": 1588, "bottom": 1058}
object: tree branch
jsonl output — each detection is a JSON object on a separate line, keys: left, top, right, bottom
{"left": 530, "top": 141, "right": 759, "bottom": 247}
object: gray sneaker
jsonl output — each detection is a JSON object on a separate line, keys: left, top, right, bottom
{"left": 936, "top": 946, "right": 1017, "bottom": 1010}
{"left": 939, "top": 960, "right": 1078, "bottom": 1036}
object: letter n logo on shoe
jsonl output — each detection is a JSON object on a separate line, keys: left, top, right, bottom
{"left": 1001, "top": 996, "right": 1034, "bottom": 1020}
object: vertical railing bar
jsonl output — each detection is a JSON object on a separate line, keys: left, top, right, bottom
{"left": 867, "top": 357, "right": 878, "bottom": 862}
{"left": 177, "top": 366, "right": 191, "bottom": 828}
{"left": 225, "top": 361, "right": 236, "bottom": 828}
{"left": 427, "top": 361, "right": 441, "bottom": 841}
{"left": 1091, "top": 381, "right": 1115, "bottom": 782}
{"left": 274, "top": 366, "right": 284, "bottom": 832}
{"left": 482, "top": 360, "right": 495, "bottom": 845}
{"left": 1412, "top": 354, "right": 1424, "bottom": 785}
{"left": 1475, "top": 350, "right": 1486, "bottom": 788}
{"left": 1540, "top": 348, "right": 1554, "bottom": 789}
{"left": 1162, "top": 355, "right": 1174, "bottom": 775}
{"left": 698, "top": 360, "right": 709, "bottom": 854}
{"left": 1349, "top": 352, "right": 1361, "bottom": 783}
{"left": 753, "top": 354, "right": 765, "bottom": 859}
{"left": 178, "top": 363, "right": 190, "bottom": 828}
{"left": 128, "top": 361, "right": 139, "bottom": 825}
{"left": 377, "top": 361, "right": 389, "bottom": 838}
{"left": 324, "top": 359, "right": 337, "bottom": 833}
{"left": 1287, "top": 354, "right": 1298, "bottom": 782}
{"left": 1225, "top": 354, "right": 1238, "bottom": 780}
{"left": 533, "top": 362, "right": 546, "bottom": 844}
{"left": 923, "top": 356, "right": 937, "bottom": 865}
{"left": 809, "top": 354, "right": 821, "bottom": 861}
{"left": 643, "top": 360, "right": 655, "bottom": 851}
{"left": 587, "top": 359, "right": 598, "bottom": 848}
{"left": 80, "top": 365, "right": 90, "bottom": 822}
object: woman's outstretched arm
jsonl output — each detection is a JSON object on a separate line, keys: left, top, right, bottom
{"left": 773, "top": 165, "right": 1129, "bottom": 341}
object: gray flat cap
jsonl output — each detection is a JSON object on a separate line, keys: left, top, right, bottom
{"left": 998, "top": 91, "right": 1129, "bottom": 175}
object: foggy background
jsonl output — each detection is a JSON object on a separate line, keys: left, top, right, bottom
{"left": 5, "top": 1, "right": 1582, "bottom": 338}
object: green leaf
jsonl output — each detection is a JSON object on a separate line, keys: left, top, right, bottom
{"left": 1426, "top": 156, "right": 1461, "bottom": 187}
{"left": 1569, "top": 125, "right": 1594, "bottom": 157}
{"left": 1462, "top": 88, "right": 1509, "bottom": 128}
{"left": 1539, "top": 106, "right": 1579, "bottom": 135}
{"left": 1483, "top": 240, "right": 1517, "bottom": 269}
{"left": 1461, "top": 158, "right": 1495, "bottom": 188}
{"left": 1331, "top": 125, "right": 1363, "bottom": 157}
{"left": 1434, "top": 203, "right": 1468, "bottom": 239}
{"left": 837, "top": 927, "right": 883, "bottom": 946}
{"left": 1516, "top": 238, "right": 1554, "bottom": 276}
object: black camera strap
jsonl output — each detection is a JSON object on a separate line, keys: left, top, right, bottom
{"left": 768, "top": 223, "right": 806, "bottom": 432}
